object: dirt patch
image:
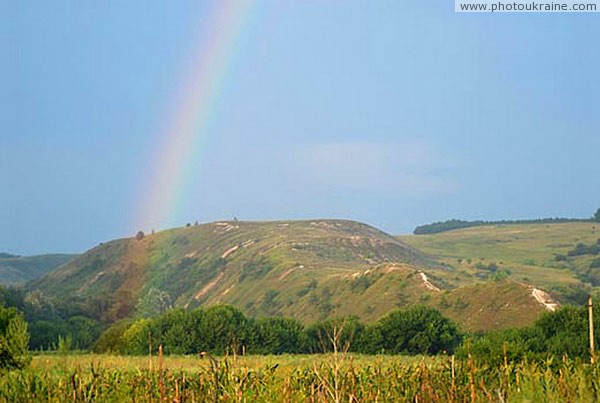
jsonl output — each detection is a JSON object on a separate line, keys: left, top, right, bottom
{"left": 531, "top": 287, "right": 558, "bottom": 311}
{"left": 419, "top": 271, "right": 441, "bottom": 292}
{"left": 221, "top": 245, "right": 239, "bottom": 259}
{"left": 194, "top": 272, "right": 224, "bottom": 300}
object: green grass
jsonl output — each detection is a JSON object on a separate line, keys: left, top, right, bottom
{"left": 400, "top": 222, "right": 599, "bottom": 289}
{"left": 2, "top": 353, "right": 600, "bottom": 401}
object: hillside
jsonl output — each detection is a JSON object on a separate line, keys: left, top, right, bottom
{"left": 28, "top": 219, "right": 566, "bottom": 332}
{"left": 0, "top": 253, "right": 77, "bottom": 285}
{"left": 31, "top": 220, "right": 439, "bottom": 323}
{"left": 400, "top": 222, "right": 599, "bottom": 305}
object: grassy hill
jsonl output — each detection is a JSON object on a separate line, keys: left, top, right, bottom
{"left": 29, "top": 219, "right": 579, "bottom": 332}
{"left": 32, "top": 220, "right": 440, "bottom": 323}
{"left": 400, "top": 222, "right": 599, "bottom": 305}
{"left": 0, "top": 253, "right": 77, "bottom": 285}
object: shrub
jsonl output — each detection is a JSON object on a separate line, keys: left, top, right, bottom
{"left": 0, "top": 306, "right": 30, "bottom": 370}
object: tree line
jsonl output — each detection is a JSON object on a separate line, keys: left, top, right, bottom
{"left": 93, "top": 304, "right": 462, "bottom": 356}
{"left": 460, "top": 305, "right": 600, "bottom": 364}
{"left": 414, "top": 216, "right": 595, "bottom": 235}
{"left": 4, "top": 300, "right": 600, "bottom": 370}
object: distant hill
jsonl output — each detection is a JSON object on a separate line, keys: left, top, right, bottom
{"left": 401, "top": 222, "right": 600, "bottom": 305}
{"left": 28, "top": 219, "right": 563, "bottom": 332}
{"left": 413, "top": 218, "right": 590, "bottom": 235}
{"left": 0, "top": 253, "right": 77, "bottom": 285}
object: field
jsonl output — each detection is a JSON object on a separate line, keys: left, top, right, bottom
{"left": 400, "top": 222, "right": 600, "bottom": 289}
{"left": 3, "top": 353, "right": 600, "bottom": 401}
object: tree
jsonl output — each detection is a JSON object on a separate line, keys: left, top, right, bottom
{"left": 594, "top": 208, "right": 600, "bottom": 222}
{"left": 305, "top": 317, "right": 364, "bottom": 353}
{"left": 136, "top": 288, "right": 173, "bottom": 318}
{"left": 377, "top": 306, "right": 462, "bottom": 355}
{"left": 0, "top": 306, "right": 30, "bottom": 370}
{"left": 250, "top": 317, "right": 306, "bottom": 354}
{"left": 199, "top": 305, "right": 249, "bottom": 355}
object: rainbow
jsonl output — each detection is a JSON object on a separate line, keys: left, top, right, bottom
{"left": 136, "top": 1, "right": 255, "bottom": 231}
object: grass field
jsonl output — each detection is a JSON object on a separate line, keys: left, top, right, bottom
{"left": 400, "top": 222, "right": 599, "bottom": 289}
{"left": 3, "top": 353, "right": 600, "bottom": 401}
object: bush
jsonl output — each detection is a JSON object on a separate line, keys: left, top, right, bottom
{"left": 0, "top": 306, "right": 30, "bottom": 370}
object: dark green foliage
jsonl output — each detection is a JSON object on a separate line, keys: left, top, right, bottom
{"left": 239, "top": 257, "right": 273, "bottom": 282}
{"left": 568, "top": 242, "right": 599, "bottom": 257}
{"left": 94, "top": 305, "right": 462, "bottom": 356}
{"left": 0, "top": 306, "right": 30, "bottom": 370}
{"left": 351, "top": 275, "right": 374, "bottom": 293}
{"left": 0, "top": 286, "right": 104, "bottom": 351}
{"left": 579, "top": 269, "right": 600, "bottom": 287}
{"left": 305, "top": 317, "right": 364, "bottom": 353}
{"left": 0, "top": 286, "right": 26, "bottom": 312}
{"left": 594, "top": 208, "right": 600, "bottom": 222}
{"left": 28, "top": 316, "right": 102, "bottom": 351}
{"left": 531, "top": 306, "right": 590, "bottom": 357}
{"left": 551, "top": 283, "right": 590, "bottom": 306}
{"left": 414, "top": 218, "right": 588, "bottom": 235}
{"left": 200, "top": 305, "right": 250, "bottom": 354}
{"left": 153, "top": 308, "right": 201, "bottom": 354}
{"left": 355, "top": 324, "right": 384, "bottom": 354}
{"left": 458, "top": 328, "right": 535, "bottom": 364}
{"left": 555, "top": 254, "right": 568, "bottom": 261}
{"left": 249, "top": 317, "right": 306, "bottom": 354}
{"left": 415, "top": 219, "right": 485, "bottom": 235}
{"left": 591, "top": 258, "right": 600, "bottom": 269}
{"left": 92, "top": 319, "right": 134, "bottom": 354}
{"left": 376, "top": 306, "right": 462, "bottom": 354}
{"left": 463, "top": 306, "right": 600, "bottom": 364}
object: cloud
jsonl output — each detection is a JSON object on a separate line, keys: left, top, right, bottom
{"left": 290, "top": 139, "right": 457, "bottom": 195}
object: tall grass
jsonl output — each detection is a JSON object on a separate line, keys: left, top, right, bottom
{"left": 2, "top": 353, "right": 600, "bottom": 401}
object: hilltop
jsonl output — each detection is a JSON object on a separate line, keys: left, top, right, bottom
{"left": 26, "top": 219, "right": 564, "bottom": 332}
{"left": 0, "top": 253, "right": 77, "bottom": 285}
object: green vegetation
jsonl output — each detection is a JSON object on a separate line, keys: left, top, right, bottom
{"left": 0, "top": 253, "right": 76, "bottom": 285}
{"left": 565, "top": 240, "right": 600, "bottom": 257}
{"left": 0, "top": 285, "right": 103, "bottom": 351}
{"left": 3, "top": 353, "right": 600, "bottom": 401}
{"left": 93, "top": 304, "right": 463, "bottom": 357}
{"left": 0, "top": 306, "right": 30, "bottom": 370}
{"left": 463, "top": 305, "right": 600, "bottom": 364}
{"left": 28, "top": 220, "right": 436, "bottom": 326}
{"left": 401, "top": 222, "right": 600, "bottom": 299}
{"left": 414, "top": 217, "right": 588, "bottom": 235}
{"left": 8, "top": 218, "right": 593, "bottom": 346}
{"left": 23, "top": 219, "right": 573, "bottom": 337}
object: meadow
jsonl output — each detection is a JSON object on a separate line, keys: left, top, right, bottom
{"left": 3, "top": 352, "right": 600, "bottom": 402}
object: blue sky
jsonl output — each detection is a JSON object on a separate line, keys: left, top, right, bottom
{"left": 2, "top": 1, "right": 599, "bottom": 254}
